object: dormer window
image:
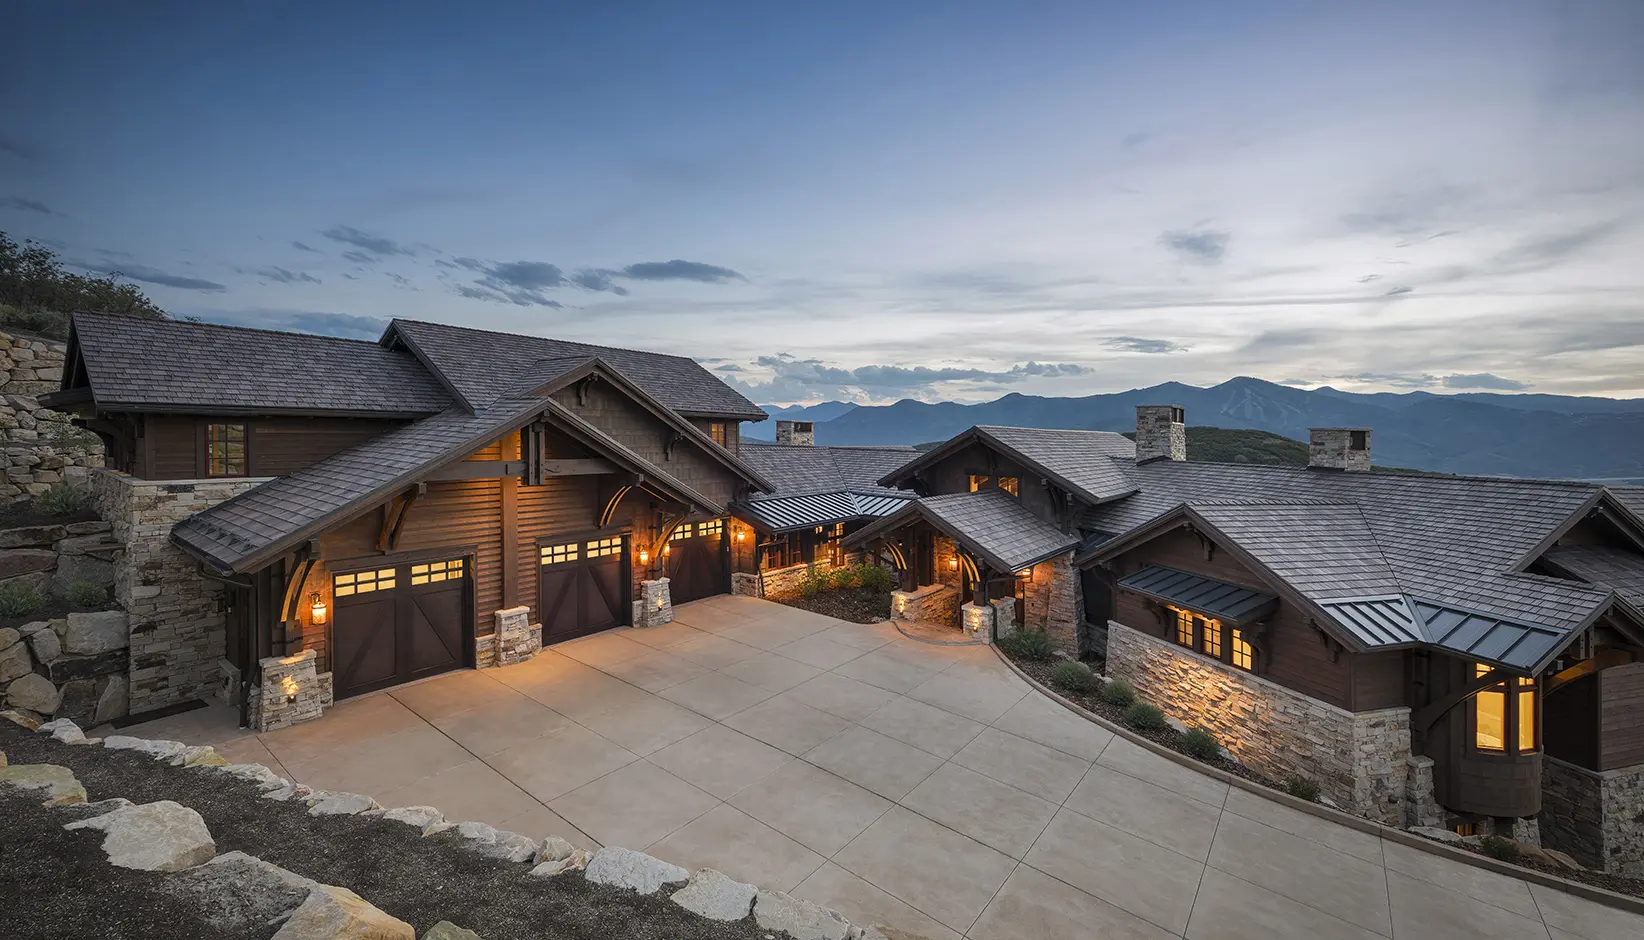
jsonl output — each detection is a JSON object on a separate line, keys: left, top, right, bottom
{"left": 969, "top": 474, "right": 990, "bottom": 493}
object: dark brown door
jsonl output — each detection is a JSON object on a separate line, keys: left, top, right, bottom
{"left": 538, "top": 535, "right": 627, "bottom": 646}
{"left": 332, "top": 558, "right": 471, "bottom": 699}
{"left": 665, "top": 520, "right": 728, "bottom": 605}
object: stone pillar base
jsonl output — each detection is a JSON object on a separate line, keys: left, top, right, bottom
{"left": 990, "top": 597, "right": 1017, "bottom": 639}
{"left": 1405, "top": 756, "right": 1443, "bottom": 828}
{"left": 252, "top": 649, "right": 326, "bottom": 732}
{"left": 637, "top": 578, "right": 674, "bottom": 627}
{"left": 731, "top": 572, "right": 760, "bottom": 597}
{"left": 961, "top": 602, "right": 994, "bottom": 642}
{"left": 478, "top": 606, "right": 540, "bottom": 667}
{"left": 891, "top": 584, "right": 960, "bottom": 624}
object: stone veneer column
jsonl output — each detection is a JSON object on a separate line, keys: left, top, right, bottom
{"left": 92, "top": 469, "right": 273, "bottom": 716}
{"left": 731, "top": 572, "right": 760, "bottom": 597}
{"left": 990, "top": 597, "right": 1017, "bottom": 639}
{"left": 636, "top": 578, "right": 674, "bottom": 627}
{"left": 1541, "top": 756, "right": 1644, "bottom": 875}
{"left": 250, "top": 649, "right": 329, "bottom": 732}
{"left": 477, "top": 606, "right": 539, "bottom": 667}
{"left": 960, "top": 601, "right": 994, "bottom": 642}
{"left": 1107, "top": 620, "right": 1411, "bottom": 824}
{"left": 1022, "top": 553, "right": 1082, "bottom": 656}
{"left": 1404, "top": 756, "right": 1443, "bottom": 828}
{"left": 891, "top": 583, "right": 960, "bottom": 625}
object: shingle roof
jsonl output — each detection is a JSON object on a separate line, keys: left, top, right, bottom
{"left": 67, "top": 311, "right": 450, "bottom": 415}
{"left": 1118, "top": 565, "right": 1278, "bottom": 624}
{"left": 739, "top": 443, "right": 918, "bottom": 498}
{"left": 879, "top": 426, "right": 1136, "bottom": 505}
{"left": 386, "top": 319, "right": 765, "bottom": 419}
{"left": 848, "top": 490, "right": 1079, "bottom": 573}
{"left": 736, "top": 491, "right": 915, "bottom": 533}
{"left": 1541, "top": 546, "right": 1644, "bottom": 605}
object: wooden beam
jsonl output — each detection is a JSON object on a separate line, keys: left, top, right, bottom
{"left": 542, "top": 458, "right": 616, "bottom": 476}
{"left": 501, "top": 435, "right": 521, "bottom": 609}
{"left": 1413, "top": 666, "right": 1513, "bottom": 733}
{"left": 424, "top": 460, "right": 527, "bottom": 481}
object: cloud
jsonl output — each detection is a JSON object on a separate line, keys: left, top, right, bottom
{"left": 0, "top": 135, "right": 37, "bottom": 160}
{"left": 1334, "top": 371, "right": 1439, "bottom": 388}
{"left": 341, "top": 250, "right": 375, "bottom": 264}
{"left": 1159, "top": 228, "right": 1230, "bottom": 263}
{"left": 1384, "top": 285, "right": 1412, "bottom": 296}
{"left": 714, "top": 363, "right": 745, "bottom": 372}
{"left": 291, "top": 241, "right": 320, "bottom": 253}
{"left": 724, "top": 355, "right": 1093, "bottom": 402}
{"left": 570, "top": 268, "right": 629, "bottom": 295}
{"left": 1103, "top": 336, "right": 1188, "bottom": 354}
{"left": 448, "top": 256, "right": 742, "bottom": 306}
{"left": 618, "top": 260, "right": 744, "bottom": 283}
{"left": 201, "top": 309, "right": 387, "bottom": 339}
{"left": 255, "top": 266, "right": 321, "bottom": 285}
{"left": 1491, "top": 220, "right": 1627, "bottom": 271}
{"left": 321, "top": 225, "right": 414, "bottom": 257}
{"left": 1441, "top": 372, "right": 1528, "bottom": 391}
{"left": 0, "top": 196, "right": 53, "bottom": 214}
{"left": 81, "top": 261, "right": 227, "bottom": 292}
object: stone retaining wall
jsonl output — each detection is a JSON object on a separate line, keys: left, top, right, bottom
{"left": 1541, "top": 756, "right": 1644, "bottom": 876}
{"left": 1107, "top": 620, "right": 1412, "bottom": 824}
{"left": 892, "top": 582, "right": 959, "bottom": 625}
{"left": 757, "top": 551, "right": 867, "bottom": 598}
{"left": 0, "top": 611, "right": 130, "bottom": 726}
{"left": 0, "top": 330, "right": 102, "bottom": 500}
{"left": 93, "top": 470, "right": 272, "bottom": 716}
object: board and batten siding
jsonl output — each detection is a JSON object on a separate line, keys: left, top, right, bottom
{"left": 550, "top": 382, "right": 741, "bottom": 510}
{"left": 1600, "top": 661, "right": 1644, "bottom": 770}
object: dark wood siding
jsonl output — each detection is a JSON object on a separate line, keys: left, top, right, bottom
{"left": 552, "top": 382, "right": 744, "bottom": 510}
{"left": 130, "top": 413, "right": 403, "bottom": 480}
{"left": 915, "top": 442, "right": 1062, "bottom": 524}
{"left": 1351, "top": 651, "right": 1407, "bottom": 711}
{"left": 1600, "top": 662, "right": 1644, "bottom": 769}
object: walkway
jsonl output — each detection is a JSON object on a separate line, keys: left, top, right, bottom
{"left": 128, "top": 595, "right": 1643, "bottom": 940}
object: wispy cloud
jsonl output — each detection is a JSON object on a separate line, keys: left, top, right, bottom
{"left": 0, "top": 196, "right": 53, "bottom": 215}
{"left": 618, "top": 260, "right": 743, "bottom": 283}
{"left": 255, "top": 266, "right": 321, "bottom": 285}
{"left": 321, "top": 225, "right": 414, "bottom": 257}
{"left": 340, "top": 250, "right": 375, "bottom": 264}
{"left": 1159, "top": 228, "right": 1230, "bottom": 263}
{"left": 81, "top": 261, "right": 227, "bottom": 292}
{"left": 291, "top": 241, "right": 320, "bottom": 253}
{"left": 1103, "top": 336, "right": 1188, "bottom": 354}
{"left": 200, "top": 308, "right": 387, "bottom": 339}
{"left": 722, "top": 354, "right": 1094, "bottom": 402}
{"left": 1441, "top": 372, "right": 1527, "bottom": 391}
{"left": 447, "top": 256, "right": 743, "bottom": 307}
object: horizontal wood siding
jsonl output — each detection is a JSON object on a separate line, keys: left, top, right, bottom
{"left": 144, "top": 415, "right": 198, "bottom": 479}
{"left": 132, "top": 413, "right": 404, "bottom": 480}
{"left": 516, "top": 473, "right": 606, "bottom": 623}
{"left": 552, "top": 382, "right": 743, "bottom": 509}
{"left": 1351, "top": 651, "right": 1407, "bottom": 711}
{"left": 1600, "top": 662, "right": 1644, "bottom": 770}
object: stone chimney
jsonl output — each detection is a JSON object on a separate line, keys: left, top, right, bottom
{"left": 1309, "top": 427, "right": 1371, "bottom": 471}
{"left": 1134, "top": 405, "right": 1186, "bottom": 463}
{"left": 774, "top": 420, "right": 814, "bottom": 446}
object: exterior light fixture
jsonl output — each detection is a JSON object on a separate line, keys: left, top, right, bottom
{"left": 639, "top": 548, "right": 650, "bottom": 565}
{"left": 309, "top": 592, "right": 327, "bottom": 625}
{"left": 663, "top": 543, "right": 671, "bottom": 556}
{"left": 736, "top": 529, "right": 745, "bottom": 543}
{"left": 281, "top": 674, "right": 299, "bottom": 704}
{"left": 949, "top": 556, "right": 959, "bottom": 570}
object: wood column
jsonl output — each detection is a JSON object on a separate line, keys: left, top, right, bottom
{"left": 501, "top": 431, "right": 521, "bottom": 609}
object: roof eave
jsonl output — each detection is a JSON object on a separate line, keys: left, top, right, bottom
{"left": 381, "top": 320, "right": 477, "bottom": 414}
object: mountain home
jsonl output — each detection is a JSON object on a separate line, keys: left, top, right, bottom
{"left": 847, "top": 406, "right": 1644, "bottom": 874}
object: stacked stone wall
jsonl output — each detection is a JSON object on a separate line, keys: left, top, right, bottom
{"left": 93, "top": 469, "right": 271, "bottom": 716}
{"left": 0, "top": 330, "right": 103, "bottom": 499}
{"left": 892, "top": 583, "right": 960, "bottom": 625}
{"left": 1107, "top": 620, "right": 1411, "bottom": 824}
{"left": 1022, "top": 553, "right": 1081, "bottom": 655}
{"left": 1541, "top": 756, "right": 1644, "bottom": 875}
{"left": 757, "top": 551, "right": 866, "bottom": 598}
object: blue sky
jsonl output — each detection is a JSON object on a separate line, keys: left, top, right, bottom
{"left": 3, "top": 1, "right": 1642, "bottom": 403}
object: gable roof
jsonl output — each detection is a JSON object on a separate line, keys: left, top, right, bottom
{"left": 53, "top": 311, "right": 451, "bottom": 416}
{"left": 1541, "top": 546, "right": 1644, "bottom": 606}
{"left": 738, "top": 442, "right": 917, "bottom": 498}
{"left": 846, "top": 489, "right": 1080, "bottom": 573}
{"left": 879, "top": 426, "right": 1137, "bottom": 505}
{"left": 383, "top": 319, "right": 766, "bottom": 420}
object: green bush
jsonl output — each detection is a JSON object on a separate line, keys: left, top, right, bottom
{"left": 856, "top": 563, "right": 896, "bottom": 594}
{"left": 1100, "top": 677, "right": 1136, "bottom": 708}
{"left": 1479, "top": 835, "right": 1520, "bottom": 861}
{"left": 0, "top": 582, "right": 45, "bottom": 619}
{"left": 67, "top": 580, "right": 108, "bottom": 610}
{"left": 1051, "top": 660, "right": 1096, "bottom": 693}
{"left": 1182, "top": 727, "right": 1221, "bottom": 761}
{"left": 998, "top": 628, "right": 1055, "bottom": 662}
{"left": 32, "top": 481, "right": 89, "bottom": 517}
{"left": 1124, "top": 701, "right": 1167, "bottom": 732}
{"left": 1282, "top": 774, "right": 1321, "bottom": 802}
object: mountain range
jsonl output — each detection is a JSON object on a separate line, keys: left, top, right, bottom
{"left": 746, "top": 378, "right": 1644, "bottom": 481}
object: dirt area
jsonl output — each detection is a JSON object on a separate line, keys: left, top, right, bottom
{"left": 766, "top": 586, "right": 890, "bottom": 624}
{"left": 0, "top": 725, "right": 790, "bottom": 940}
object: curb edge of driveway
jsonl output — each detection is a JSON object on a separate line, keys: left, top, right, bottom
{"left": 991, "top": 646, "right": 1644, "bottom": 919}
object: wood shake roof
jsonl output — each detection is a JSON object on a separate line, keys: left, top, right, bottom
{"left": 879, "top": 425, "right": 1137, "bottom": 505}
{"left": 847, "top": 489, "right": 1080, "bottom": 573}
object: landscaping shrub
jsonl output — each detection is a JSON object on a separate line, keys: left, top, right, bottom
{"left": 999, "top": 628, "right": 1055, "bottom": 662}
{"left": 1124, "top": 701, "right": 1167, "bottom": 732}
{"left": 68, "top": 580, "right": 108, "bottom": 610}
{"left": 856, "top": 563, "right": 896, "bottom": 594}
{"left": 1100, "top": 677, "right": 1136, "bottom": 708}
{"left": 797, "top": 569, "right": 828, "bottom": 597}
{"left": 1051, "top": 660, "right": 1096, "bottom": 693}
{"left": 32, "top": 481, "right": 88, "bottom": 517}
{"left": 0, "top": 582, "right": 45, "bottom": 619}
{"left": 1282, "top": 774, "right": 1321, "bottom": 802}
{"left": 1182, "top": 727, "right": 1221, "bottom": 760}
{"left": 1479, "top": 835, "right": 1520, "bottom": 861}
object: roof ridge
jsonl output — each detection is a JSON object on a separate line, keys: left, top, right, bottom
{"left": 391, "top": 317, "right": 707, "bottom": 367}
{"left": 74, "top": 310, "right": 386, "bottom": 347}
{"left": 1140, "top": 456, "right": 1607, "bottom": 491}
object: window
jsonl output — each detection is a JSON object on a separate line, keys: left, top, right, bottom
{"left": 670, "top": 523, "right": 694, "bottom": 541}
{"left": 698, "top": 519, "right": 723, "bottom": 538}
{"left": 968, "top": 474, "right": 990, "bottom": 493}
{"left": 1231, "top": 628, "right": 1253, "bottom": 670}
{"left": 1202, "top": 617, "right": 1222, "bottom": 658}
{"left": 997, "top": 476, "right": 1019, "bottom": 496}
{"left": 1517, "top": 674, "right": 1537, "bottom": 753}
{"left": 709, "top": 422, "right": 729, "bottom": 447}
{"left": 541, "top": 542, "right": 579, "bottom": 565}
{"left": 763, "top": 533, "right": 799, "bottom": 569}
{"left": 585, "top": 537, "right": 622, "bottom": 558}
{"left": 206, "top": 423, "right": 248, "bottom": 477}
{"left": 333, "top": 567, "right": 395, "bottom": 597}
{"left": 409, "top": 557, "right": 464, "bottom": 585}
{"left": 1475, "top": 664, "right": 1507, "bottom": 752}
{"left": 1175, "top": 608, "right": 1194, "bottom": 646}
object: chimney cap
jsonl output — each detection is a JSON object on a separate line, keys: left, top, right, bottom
{"left": 1308, "top": 425, "right": 1372, "bottom": 432}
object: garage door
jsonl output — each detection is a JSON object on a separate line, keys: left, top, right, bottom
{"left": 538, "top": 535, "right": 628, "bottom": 646}
{"left": 331, "top": 557, "right": 471, "bottom": 699}
{"left": 665, "top": 519, "right": 728, "bottom": 605}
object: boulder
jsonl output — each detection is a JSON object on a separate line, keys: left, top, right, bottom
{"left": 0, "top": 762, "right": 86, "bottom": 805}
{"left": 752, "top": 890, "right": 853, "bottom": 940}
{"left": 215, "top": 763, "right": 289, "bottom": 789}
{"left": 26, "top": 625, "right": 59, "bottom": 663}
{"left": 104, "top": 735, "right": 189, "bottom": 763}
{"left": 271, "top": 883, "right": 415, "bottom": 940}
{"left": 263, "top": 783, "right": 315, "bottom": 802}
{"left": 52, "top": 552, "right": 114, "bottom": 597}
{"left": 451, "top": 820, "right": 537, "bottom": 862}
{"left": 172, "top": 852, "right": 317, "bottom": 935}
{"left": 307, "top": 791, "right": 381, "bottom": 816}
{"left": 535, "top": 836, "right": 580, "bottom": 865}
{"left": 0, "top": 524, "right": 66, "bottom": 548}
{"left": 0, "top": 627, "right": 17, "bottom": 650}
{"left": 670, "top": 869, "right": 757, "bottom": 922}
{"left": 0, "top": 637, "right": 31, "bottom": 684}
{"left": 1409, "top": 826, "right": 1465, "bottom": 845}
{"left": 0, "top": 548, "right": 57, "bottom": 579}
{"left": 64, "top": 800, "right": 217, "bottom": 871}
{"left": 93, "top": 674, "right": 128, "bottom": 724}
{"left": 582, "top": 847, "right": 689, "bottom": 895}
{"left": 15, "top": 620, "right": 53, "bottom": 637}
{"left": 528, "top": 851, "right": 589, "bottom": 877}
{"left": 6, "top": 673, "right": 61, "bottom": 714}
{"left": 39, "top": 717, "right": 86, "bottom": 743}
{"left": 61, "top": 609, "right": 128, "bottom": 655}
{"left": 380, "top": 805, "right": 444, "bottom": 829}
{"left": 55, "top": 678, "right": 98, "bottom": 726}
{"left": 64, "top": 520, "right": 112, "bottom": 536}
{"left": 1543, "top": 848, "right": 1585, "bottom": 871}
{"left": 422, "top": 923, "right": 482, "bottom": 940}
{"left": 45, "top": 649, "right": 126, "bottom": 683}
{"left": 0, "top": 708, "right": 41, "bottom": 730}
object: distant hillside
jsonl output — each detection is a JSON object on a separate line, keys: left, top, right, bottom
{"left": 1120, "top": 427, "right": 1309, "bottom": 466}
{"left": 753, "top": 377, "right": 1644, "bottom": 480}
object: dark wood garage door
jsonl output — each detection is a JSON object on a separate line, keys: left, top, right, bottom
{"left": 666, "top": 519, "right": 728, "bottom": 605}
{"left": 331, "top": 557, "right": 471, "bottom": 699}
{"left": 539, "top": 535, "right": 628, "bottom": 646}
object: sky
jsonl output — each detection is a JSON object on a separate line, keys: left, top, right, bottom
{"left": 3, "top": 0, "right": 1642, "bottom": 405}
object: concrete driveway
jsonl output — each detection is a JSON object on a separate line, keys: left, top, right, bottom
{"left": 130, "top": 595, "right": 1643, "bottom": 940}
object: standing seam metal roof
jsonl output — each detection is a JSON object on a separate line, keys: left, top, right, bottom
{"left": 1117, "top": 565, "right": 1278, "bottom": 624}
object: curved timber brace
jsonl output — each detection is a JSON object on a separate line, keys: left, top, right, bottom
{"left": 1311, "top": 618, "right": 1345, "bottom": 663}
{"left": 600, "top": 480, "right": 638, "bottom": 527}
{"left": 377, "top": 484, "right": 425, "bottom": 553}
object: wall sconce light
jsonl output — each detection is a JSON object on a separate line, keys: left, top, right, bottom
{"left": 1017, "top": 569, "right": 1031, "bottom": 578}
{"left": 736, "top": 529, "right": 745, "bottom": 543}
{"left": 638, "top": 548, "right": 650, "bottom": 565}
{"left": 949, "top": 556, "right": 959, "bottom": 570}
{"left": 662, "top": 543, "right": 671, "bottom": 556}
{"left": 309, "top": 592, "right": 327, "bottom": 625}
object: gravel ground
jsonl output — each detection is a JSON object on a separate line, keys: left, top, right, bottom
{"left": 0, "top": 724, "right": 788, "bottom": 940}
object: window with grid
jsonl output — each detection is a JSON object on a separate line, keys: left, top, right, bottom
{"left": 709, "top": 422, "right": 728, "bottom": 447}
{"left": 206, "top": 423, "right": 248, "bottom": 476}
{"left": 410, "top": 557, "right": 464, "bottom": 585}
{"left": 333, "top": 567, "right": 396, "bottom": 597}
{"left": 1201, "top": 617, "right": 1222, "bottom": 658}
{"left": 1231, "top": 629, "right": 1253, "bottom": 670}
{"left": 670, "top": 523, "right": 694, "bottom": 541}
{"left": 997, "top": 476, "right": 1020, "bottom": 496}
{"left": 1174, "top": 608, "right": 1194, "bottom": 646}
{"left": 698, "top": 519, "right": 723, "bottom": 538}
{"left": 541, "top": 542, "right": 579, "bottom": 565}
{"left": 1475, "top": 664, "right": 1507, "bottom": 752}
{"left": 968, "top": 474, "right": 990, "bottom": 493}
{"left": 585, "top": 537, "right": 622, "bottom": 558}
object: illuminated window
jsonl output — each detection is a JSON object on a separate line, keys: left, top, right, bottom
{"left": 1518, "top": 674, "right": 1537, "bottom": 753}
{"left": 409, "top": 557, "right": 464, "bottom": 585}
{"left": 1231, "top": 629, "right": 1253, "bottom": 670}
{"left": 1175, "top": 608, "right": 1194, "bottom": 646}
{"left": 1475, "top": 664, "right": 1507, "bottom": 752}
{"left": 206, "top": 423, "right": 247, "bottom": 476}
{"left": 1202, "top": 618, "right": 1222, "bottom": 658}
{"left": 968, "top": 474, "right": 990, "bottom": 493}
{"left": 540, "top": 542, "right": 579, "bottom": 565}
{"left": 698, "top": 519, "right": 723, "bottom": 538}
{"left": 997, "top": 476, "right": 1019, "bottom": 496}
{"left": 670, "top": 523, "right": 694, "bottom": 541}
{"left": 585, "top": 537, "right": 622, "bottom": 559}
{"left": 709, "top": 422, "right": 728, "bottom": 447}
{"left": 333, "top": 567, "right": 395, "bottom": 597}
{"left": 1454, "top": 822, "right": 1477, "bottom": 837}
